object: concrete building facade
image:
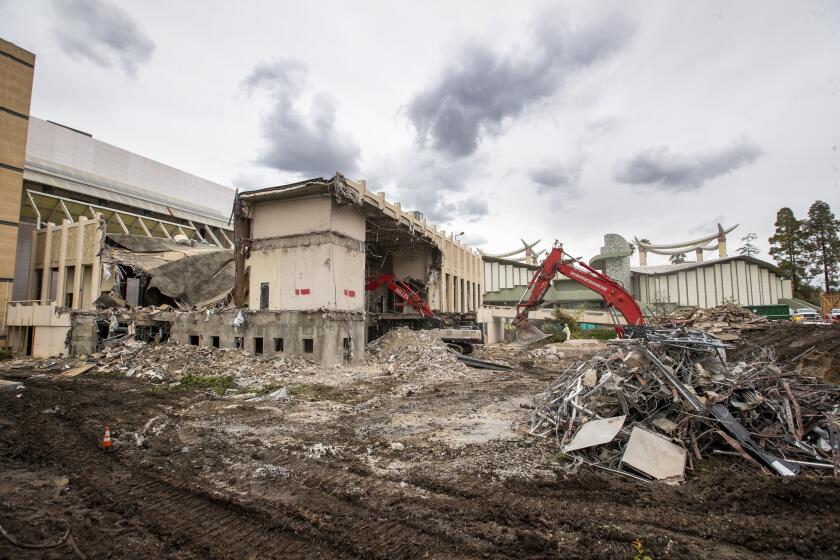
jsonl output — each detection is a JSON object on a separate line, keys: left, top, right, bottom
{"left": 0, "top": 38, "right": 35, "bottom": 345}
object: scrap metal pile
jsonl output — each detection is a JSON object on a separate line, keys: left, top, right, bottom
{"left": 528, "top": 325, "right": 840, "bottom": 482}
{"left": 650, "top": 303, "right": 771, "bottom": 341}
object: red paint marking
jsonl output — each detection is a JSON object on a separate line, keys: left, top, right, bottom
{"left": 299, "top": 288, "right": 310, "bottom": 295}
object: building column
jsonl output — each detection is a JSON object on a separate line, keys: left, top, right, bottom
{"left": 55, "top": 220, "right": 69, "bottom": 307}
{"left": 88, "top": 215, "right": 103, "bottom": 307}
{"left": 39, "top": 223, "right": 53, "bottom": 302}
{"left": 72, "top": 217, "right": 86, "bottom": 308}
{"left": 695, "top": 248, "right": 704, "bottom": 262}
{"left": 27, "top": 229, "right": 38, "bottom": 300}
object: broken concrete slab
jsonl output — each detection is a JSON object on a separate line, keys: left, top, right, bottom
{"left": 563, "top": 415, "right": 626, "bottom": 453}
{"left": 621, "top": 426, "right": 686, "bottom": 480}
{"left": 0, "top": 379, "right": 23, "bottom": 394}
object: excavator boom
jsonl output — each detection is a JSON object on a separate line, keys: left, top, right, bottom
{"left": 513, "top": 245, "right": 644, "bottom": 343}
{"left": 365, "top": 273, "right": 435, "bottom": 318}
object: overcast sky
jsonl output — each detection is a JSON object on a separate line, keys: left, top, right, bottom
{"left": 2, "top": 0, "right": 838, "bottom": 265}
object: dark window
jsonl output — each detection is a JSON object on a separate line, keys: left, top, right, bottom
{"left": 342, "top": 337, "right": 351, "bottom": 364}
{"left": 235, "top": 337, "right": 244, "bottom": 349}
{"left": 254, "top": 337, "right": 263, "bottom": 355}
{"left": 274, "top": 338, "right": 284, "bottom": 352}
{"left": 260, "top": 283, "right": 269, "bottom": 310}
{"left": 211, "top": 336, "right": 220, "bottom": 348}
{"left": 303, "top": 338, "right": 314, "bottom": 353}
{"left": 189, "top": 335, "right": 200, "bottom": 346}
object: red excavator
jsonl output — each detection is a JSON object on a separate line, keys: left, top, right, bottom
{"left": 513, "top": 243, "right": 645, "bottom": 343}
{"left": 364, "top": 273, "right": 434, "bottom": 318}
{"left": 365, "top": 273, "right": 482, "bottom": 353}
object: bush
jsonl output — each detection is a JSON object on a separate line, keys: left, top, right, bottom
{"left": 0, "top": 348, "right": 11, "bottom": 361}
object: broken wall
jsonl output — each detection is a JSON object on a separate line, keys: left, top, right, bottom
{"left": 247, "top": 196, "right": 365, "bottom": 312}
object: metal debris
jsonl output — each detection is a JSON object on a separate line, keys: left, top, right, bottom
{"left": 529, "top": 309, "right": 840, "bottom": 481}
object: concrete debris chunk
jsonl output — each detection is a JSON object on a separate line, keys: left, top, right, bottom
{"left": 365, "top": 328, "right": 471, "bottom": 380}
{"left": 563, "top": 415, "right": 625, "bottom": 453}
{"left": 622, "top": 427, "right": 686, "bottom": 480}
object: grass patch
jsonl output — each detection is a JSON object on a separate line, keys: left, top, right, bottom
{"left": 0, "top": 348, "right": 11, "bottom": 361}
{"left": 289, "top": 383, "right": 347, "bottom": 402}
{"left": 178, "top": 374, "right": 236, "bottom": 395}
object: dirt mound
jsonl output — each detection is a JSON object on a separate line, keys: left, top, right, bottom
{"left": 366, "top": 327, "right": 471, "bottom": 378}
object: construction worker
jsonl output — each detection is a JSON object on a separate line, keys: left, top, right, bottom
{"left": 562, "top": 323, "right": 571, "bottom": 342}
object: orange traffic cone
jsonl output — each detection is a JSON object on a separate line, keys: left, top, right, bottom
{"left": 100, "top": 424, "right": 112, "bottom": 451}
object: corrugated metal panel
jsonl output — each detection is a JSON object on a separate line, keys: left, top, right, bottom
{"left": 686, "top": 269, "right": 698, "bottom": 306}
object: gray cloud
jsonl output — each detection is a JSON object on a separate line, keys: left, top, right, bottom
{"left": 53, "top": 0, "right": 154, "bottom": 76}
{"left": 367, "top": 150, "right": 486, "bottom": 224}
{"left": 457, "top": 197, "right": 489, "bottom": 222}
{"left": 614, "top": 140, "right": 764, "bottom": 191}
{"left": 528, "top": 162, "right": 582, "bottom": 195}
{"left": 243, "top": 59, "right": 361, "bottom": 177}
{"left": 242, "top": 59, "right": 307, "bottom": 94}
{"left": 406, "top": 13, "right": 635, "bottom": 158}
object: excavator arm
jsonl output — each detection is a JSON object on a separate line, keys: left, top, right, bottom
{"left": 513, "top": 245, "right": 644, "bottom": 340}
{"left": 365, "top": 273, "right": 435, "bottom": 318}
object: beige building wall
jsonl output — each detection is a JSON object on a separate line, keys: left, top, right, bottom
{"left": 247, "top": 197, "right": 366, "bottom": 312}
{"left": 0, "top": 38, "right": 35, "bottom": 344}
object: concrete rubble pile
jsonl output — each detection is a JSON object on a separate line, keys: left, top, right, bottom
{"left": 528, "top": 325, "right": 840, "bottom": 482}
{"left": 366, "top": 327, "right": 471, "bottom": 378}
{"left": 653, "top": 303, "right": 770, "bottom": 341}
{"left": 93, "top": 338, "right": 317, "bottom": 387}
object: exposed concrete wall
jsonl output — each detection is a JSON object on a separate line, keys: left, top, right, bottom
{"left": 252, "top": 197, "right": 331, "bottom": 239}
{"left": 393, "top": 246, "right": 432, "bottom": 281}
{"left": 69, "top": 313, "right": 97, "bottom": 356}
{"left": 248, "top": 235, "right": 365, "bottom": 311}
{"left": 248, "top": 197, "right": 366, "bottom": 313}
{"left": 169, "top": 309, "right": 365, "bottom": 367}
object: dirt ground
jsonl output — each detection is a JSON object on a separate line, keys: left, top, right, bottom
{"left": 2, "top": 325, "right": 840, "bottom": 559}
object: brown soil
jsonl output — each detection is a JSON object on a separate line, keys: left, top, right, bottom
{"left": 2, "top": 332, "right": 840, "bottom": 559}
{"left": 727, "top": 322, "right": 840, "bottom": 363}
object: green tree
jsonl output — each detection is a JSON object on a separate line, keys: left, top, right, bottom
{"left": 737, "top": 233, "right": 760, "bottom": 256}
{"left": 802, "top": 200, "right": 840, "bottom": 292}
{"left": 768, "top": 207, "right": 806, "bottom": 293}
{"left": 669, "top": 252, "right": 686, "bottom": 264}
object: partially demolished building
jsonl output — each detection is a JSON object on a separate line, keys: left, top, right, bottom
{"left": 214, "top": 174, "right": 482, "bottom": 365}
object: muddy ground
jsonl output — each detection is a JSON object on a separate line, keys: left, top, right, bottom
{"left": 2, "top": 324, "right": 840, "bottom": 559}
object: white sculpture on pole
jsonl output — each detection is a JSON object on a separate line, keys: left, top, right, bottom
{"left": 634, "top": 224, "right": 738, "bottom": 266}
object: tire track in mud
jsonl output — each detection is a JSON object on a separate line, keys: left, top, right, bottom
{"left": 10, "top": 399, "right": 349, "bottom": 559}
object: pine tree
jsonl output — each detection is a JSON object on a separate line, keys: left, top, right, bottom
{"left": 669, "top": 253, "right": 686, "bottom": 264}
{"left": 768, "top": 207, "right": 805, "bottom": 293}
{"left": 737, "top": 233, "right": 760, "bottom": 256}
{"left": 801, "top": 200, "right": 840, "bottom": 292}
